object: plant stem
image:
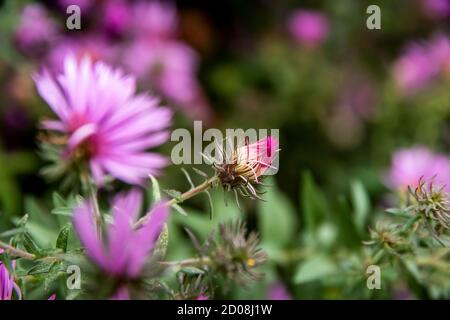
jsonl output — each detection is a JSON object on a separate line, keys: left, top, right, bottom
{"left": 81, "top": 173, "right": 103, "bottom": 236}
{"left": 134, "top": 176, "right": 218, "bottom": 229}
{"left": 0, "top": 240, "right": 36, "bottom": 260}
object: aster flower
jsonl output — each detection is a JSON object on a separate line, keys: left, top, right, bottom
{"left": 102, "top": 0, "right": 131, "bottom": 36}
{"left": 420, "top": 0, "right": 450, "bottom": 19}
{"left": 387, "top": 146, "right": 450, "bottom": 192}
{"left": 0, "top": 250, "right": 22, "bottom": 300}
{"left": 287, "top": 10, "right": 329, "bottom": 48}
{"left": 411, "top": 178, "right": 450, "bottom": 230}
{"left": 214, "top": 136, "right": 279, "bottom": 200}
{"left": 392, "top": 43, "right": 439, "bottom": 94}
{"left": 267, "top": 282, "right": 292, "bottom": 300}
{"left": 73, "top": 190, "right": 169, "bottom": 279}
{"left": 34, "top": 54, "right": 172, "bottom": 185}
{"left": 14, "top": 4, "right": 58, "bottom": 57}
{"left": 429, "top": 34, "right": 450, "bottom": 73}
{"left": 130, "top": 1, "right": 178, "bottom": 40}
{"left": 209, "top": 221, "right": 267, "bottom": 286}
{"left": 121, "top": 39, "right": 211, "bottom": 120}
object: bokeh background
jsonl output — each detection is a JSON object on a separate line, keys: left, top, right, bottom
{"left": 1, "top": 0, "right": 450, "bottom": 299}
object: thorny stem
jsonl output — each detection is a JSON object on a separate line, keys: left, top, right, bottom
{"left": 134, "top": 176, "right": 219, "bottom": 229}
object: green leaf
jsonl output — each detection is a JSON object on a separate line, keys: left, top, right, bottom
{"left": 164, "top": 189, "right": 182, "bottom": 201}
{"left": 350, "top": 180, "right": 370, "bottom": 234}
{"left": 148, "top": 174, "right": 161, "bottom": 203}
{"left": 56, "top": 223, "right": 71, "bottom": 252}
{"left": 44, "top": 262, "right": 62, "bottom": 291}
{"left": 181, "top": 168, "right": 195, "bottom": 189}
{"left": 22, "top": 233, "right": 41, "bottom": 256}
{"left": 300, "top": 171, "right": 329, "bottom": 235}
{"left": 294, "top": 255, "right": 337, "bottom": 284}
{"left": 334, "top": 196, "right": 362, "bottom": 248}
{"left": 257, "top": 178, "right": 297, "bottom": 251}
{"left": 180, "top": 267, "right": 205, "bottom": 275}
{"left": 27, "top": 263, "right": 52, "bottom": 275}
{"left": 0, "top": 227, "right": 25, "bottom": 238}
{"left": 192, "top": 167, "right": 208, "bottom": 179}
{"left": 153, "top": 224, "right": 169, "bottom": 260}
{"left": 204, "top": 190, "right": 214, "bottom": 220}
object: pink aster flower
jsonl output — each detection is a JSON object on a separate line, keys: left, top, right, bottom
{"left": 58, "top": 0, "right": 93, "bottom": 13}
{"left": 121, "top": 39, "right": 211, "bottom": 120}
{"left": 73, "top": 190, "right": 169, "bottom": 279}
{"left": 33, "top": 54, "right": 172, "bottom": 185}
{"left": 130, "top": 1, "right": 178, "bottom": 40}
{"left": 45, "top": 35, "right": 116, "bottom": 73}
{"left": 420, "top": 0, "right": 450, "bottom": 19}
{"left": 14, "top": 4, "right": 58, "bottom": 56}
{"left": 429, "top": 34, "right": 450, "bottom": 73}
{"left": 0, "top": 250, "right": 22, "bottom": 300}
{"left": 392, "top": 43, "right": 439, "bottom": 94}
{"left": 102, "top": 0, "right": 132, "bottom": 36}
{"left": 387, "top": 146, "right": 450, "bottom": 191}
{"left": 287, "top": 10, "right": 329, "bottom": 48}
{"left": 216, "top": 136, "right": 280, "bottom": 199}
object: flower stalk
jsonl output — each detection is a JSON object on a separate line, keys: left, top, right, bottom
{"left": 133, "top": 176, "right": 219, "bottom": 229}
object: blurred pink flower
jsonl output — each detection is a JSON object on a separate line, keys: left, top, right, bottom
{"left": 102, "top": 0, "right": 131, "bottom": 36}
{"left": 34, "top": 54, "right": 172, "bottom": 185}
{"left": 429, "top": 34, "right": 450, "bottom": 73}
{"left": 45, "top": 35, "right": 116, "bottom": 73}
{"left": 420, "top": 0, "right": 450, "bottom": 19}
{"left": 58, "top": 0, "right": 93, "bottom": 12}
{"left": 14, "top": 4, "right": 58, "bottom": 56}
{"left": 111, "top": 285, "right": 130, "bottom": 300}
{"left": 392, "top": 43, "right": 439, "bottom": 94}
{"left": 387, "top": 146, "right": 450, "bottom": 191}
{"left": 122, "top": 40, "right": 211, "bottom": 119}
{"left": 73, "top": 190, "right": 169, "bottom": 278}
{"left": 130, "top": 1, "right": 178, "bottom": 40}
{"left": 288, "top": 10, "right": 329, "bottom": 47}
{"left": 0, "top": 250, "right": 22, "bottom": 300}
{"left": 267, "top": 282, "right": 292, "bottom": 300}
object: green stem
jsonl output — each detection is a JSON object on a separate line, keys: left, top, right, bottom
{"left": 81, "top": 173, "right": 103, "bottom": 236}
{"left": 134, "top": 176, "right": 218, "bottom": 229}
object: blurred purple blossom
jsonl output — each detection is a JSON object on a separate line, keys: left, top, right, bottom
{"left": 73, "top": 190, "right": 169, "bottom": 279}
{"left": 393, "top": 35, "right": 450, "bottom": 95}
{"left": 44, "top": 35, "right": 116, "bottom": 72}
{"left": 392, "top": 43, "right": 439, "bottom": 94}
{"left": 287, "top": 10, "right": 329, "bottom": 48}
{"left": 420, "top": 0, "right": 450, "bottom": 19}
{"left": 267, "top": 282, "right": 292, "bottom": 300}
{"left": 0, "top": 250, "right": 22, "bottom": 300}
{"left": 387, "top": 146, "right": 450, "bottom": 191}
{"left": 130, "top": 1, "right": 178, "bottom": 40}
{"left": 34, "top": 54, "right": 172, "bottom": 185}
{"left": 58, "top": 0, "right": 93, "bottom": 12}
{"left": 102, "top": 0, "right": 131, "bottom": 37}
{"left": 14, "top": 4, "right": 58, "bottom": 57}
